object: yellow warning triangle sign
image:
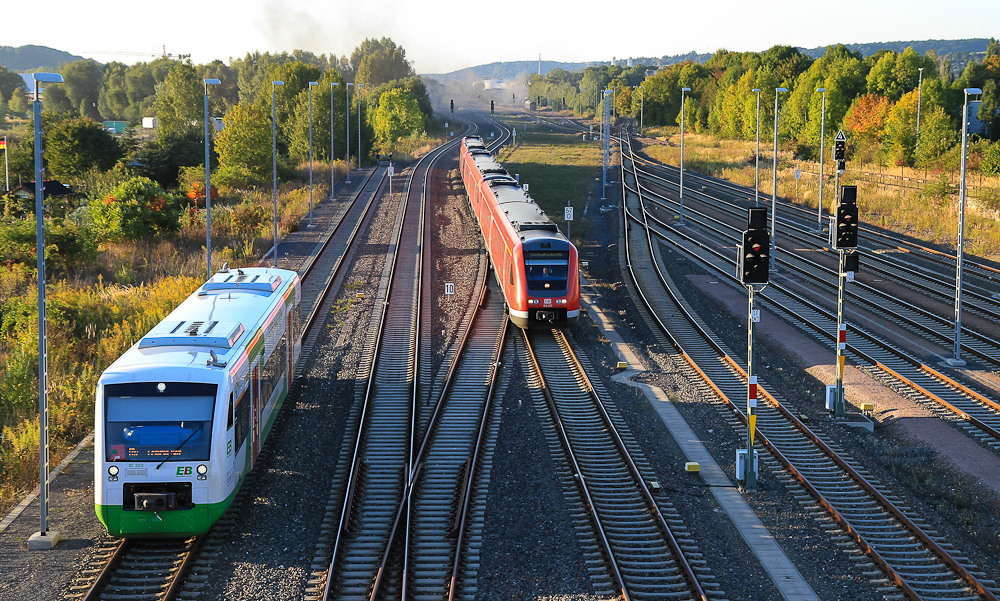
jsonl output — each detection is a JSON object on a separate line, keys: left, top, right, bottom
{"left": 749, "top": 414, "right": 757, "bottom": 446}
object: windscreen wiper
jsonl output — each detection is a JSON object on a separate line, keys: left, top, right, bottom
{"left": 156, "top": 422, "right": 205, "bottom": 469}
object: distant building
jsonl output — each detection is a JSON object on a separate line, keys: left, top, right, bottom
{"left": 142, "top": 117, "right": 157, "bottom": 129}
{"left": 18, "top": 73, "right": 47, "bottom": 101}
{"left": 102, "top": 121, "right": 127, "bottom": 134}
{"left": 8, "top": 180, "right": 74, "bottom": 200}
{"left": 482, "top": 79, "right": 507, "bottom": 90}
{"left": 3, "top": 180, "right": 76, "bottom": 218}
{"left": 525, "top": 99, "right": 536, "bottom": 111}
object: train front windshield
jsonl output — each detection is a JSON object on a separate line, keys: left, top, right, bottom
{"left": 104, "top": 382, "right": 216, "bottom": 462}
{"left": 525, "top": 251, "right": 569, "bottom": 294}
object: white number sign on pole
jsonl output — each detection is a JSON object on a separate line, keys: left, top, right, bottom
{"left": 564, "top": 206, "right": 574, "bottom": 221}
{"left": 388, "top": 164, "right": 394, "bottom": 177}
{"left": 444, "top": 283, "right": 455, "bottom": 295}
{"left": 522, "top": 183, "right": 529, "bottom": 192}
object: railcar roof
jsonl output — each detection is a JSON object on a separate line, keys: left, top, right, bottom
{"left": 101, "top": 267, "right": 297, "bottom": 376}
{"left": 492, "top": 184, "right": 560, "bottom": 234}
{"left": 472, "top": 153, "right": 506, "bottom": 174}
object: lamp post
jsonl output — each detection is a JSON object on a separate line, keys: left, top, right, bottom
{"left": 307, "top": 81, "right": 318, "bottom": 228}
{"left": 752, "top": 88, "right": 761, "bottom": 207}
{"left": 679, "top": 87, "right": 691, "bottom": 224}
{"left": 330, "top": 81, "right": 339, "bottom": 198}
{"left": 771, "top": 87, "right": 788, "bottom": 271}
{"left": 601, "top": 89, "right": 611, "bottom": 200}
{"left": 816, "top": 87, "right": 826, "bottom": 231}
{"left": 950, "top": 87, "right": 982, "bottom": 366}
{"left": 916, "top": 67, "right": 925, "bottom": 152}
{"left": 29, "top": 72, "right": 64, "bottom": 551}
{"left": 639, "top": 85, "right": 644, "bottom": 136}
{"left": 345, "top": 82, "right": 353, "bottom": 183}
{"left": 356, "top": 83, "right": 364, "bottom": 169}
{"left": 271, "top": 80, "right": 284, "bottom": 268}
{"left": 202, "top": 78, "right": 220, "bottom": 278}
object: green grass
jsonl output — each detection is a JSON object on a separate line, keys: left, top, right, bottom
{"left": 497, "top": 124, "right": 604, "bottom": 243}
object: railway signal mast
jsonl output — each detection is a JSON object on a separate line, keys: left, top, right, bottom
{"left": 830, "top": 184, "right": 859, "bottom": 418}
{"left": 832, "top": 131, "right": 846, "bottom": 213}
{"left": 738, "top": 207, "right": 769, "bottom": 490}
{"left": 601, "top": 89, "right": 611, "bottom": 200}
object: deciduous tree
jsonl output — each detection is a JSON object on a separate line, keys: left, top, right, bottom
{"left": 214, "top": 101, "right": 271, "bottom": 182}
{"left": 46, "top": 116, "right": 122, "bottom": 181}
{"left": 153, "top": 61, "right": 202, "bottom": 139}
{"left": 0, "top": 65, "right": 25, "bottom": 104}
{"left": 351, "top": 38, "right": 414, "bottom": 87}
{"left": 844, "top": 93, "right": 893, "bottom": 142}
{"left": 913, "top": 107, "right": 956, "bottom": 167}
{"left": 9, "top": 89, "right": 28, "bottom": 117}
{"left": 370, "top": 88, "right": 423, "bottom": 151}
{"left": 61, "top": 59, "right": 103, "bottom": 120}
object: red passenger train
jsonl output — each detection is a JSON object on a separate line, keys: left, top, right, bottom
{"left": 459, "top": 136, "right": 580, "bottom": 329}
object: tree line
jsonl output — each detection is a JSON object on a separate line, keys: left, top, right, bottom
{"left": 0, "top": 37, "right": 433, "bottom": 189}
{"left": 528, "top": 39, "right": 1000, "bottom": 175}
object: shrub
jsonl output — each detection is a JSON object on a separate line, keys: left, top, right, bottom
{"left": 982, "top": 142, "right": 1000, "bottom": 177}
{"left": 88, "top": 176, "right": 183, "bottom": 242}
{"left": 0, "top": 218, "right": 97, "bottom": 275}
{"left": 212, "top": 164, "right": 261, "bottom": 191}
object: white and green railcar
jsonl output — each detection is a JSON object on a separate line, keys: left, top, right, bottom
{"left": 95, "top": 267, "right": 301, "bottom": 537}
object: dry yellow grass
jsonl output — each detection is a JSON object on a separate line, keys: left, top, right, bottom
{"left": 640, "top": 128, "right": 1000, "bottom": 259}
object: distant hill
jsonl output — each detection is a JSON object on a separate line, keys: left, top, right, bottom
{"left": 424, "top": 60, "right": 588, "bottom": 84}
{"left": 798, "top": 38, "right": 989, "bottom": 75}
{"left": 0, "top": 45, "right": 85, "bottom": 71}
{"left": 428, "top": 38, "right": 991, "bottom": 83}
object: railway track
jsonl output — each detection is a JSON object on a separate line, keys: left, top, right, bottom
{"left": 312, "top": 117, "right": 517, "bottom": 601}
{"left": 68, "top": 135, "right": 446, "bottom": 601}
{"left": 320, "top": 138, "right": 431, "bottom": 599}
{"left": 311, "top": 128, "right": 497, "bottom": 600}
{"left": 619, "top": 133, "right": 1000, "bottom": 601}
{"left": 628, "top": 151, "right": 1000, "bottom": 363}
{"left": 67, "top": 168, "right": 396, "bottom": 600}
{"left": 618, "top": 136, "right": 1000, "bottom": 452}
{"left": 71, "top": 538, "right": 201, "bottom": 601}
{"left": 521, "top": 328, "right": 721, "bottom": 601}
{"left": 628, "top": 146, "right": 1000, "bottom": 328}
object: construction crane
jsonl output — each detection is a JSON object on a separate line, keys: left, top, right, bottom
{"left": 85, "top": 46, "right": 191, "bottom": 61}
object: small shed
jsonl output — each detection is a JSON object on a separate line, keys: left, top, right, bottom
{"left": 102, "top": 121, "right": 127, "bottom": 134}
{"left": 524, "top": 99, "right": 536, "bottom": 111}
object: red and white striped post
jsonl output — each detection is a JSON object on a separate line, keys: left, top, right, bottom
{"left": 834, "top": 252, "right": 847, "bottom": 417}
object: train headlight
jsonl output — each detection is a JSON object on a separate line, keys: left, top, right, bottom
{"left": 197, "top": 464, "right": 208, "bottom": 480}
{"left": 557, "top": 299, "right": 567, "bottom": 305}
{"left": 108, "top": 465, "right": 119, "bottom": 481}
{"left": 527, "top": 299, "right": 537, "bottom": 305}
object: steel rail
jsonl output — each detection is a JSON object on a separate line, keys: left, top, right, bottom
{"left": 627, "top": 154, "right": 1000, "bottom": 449}
{"left": 618, "top": 134, "right": 998, "bottom": 601}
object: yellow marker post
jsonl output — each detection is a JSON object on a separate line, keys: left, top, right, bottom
{"left": 749, "top": 414, "right": 757, "bottom": 447}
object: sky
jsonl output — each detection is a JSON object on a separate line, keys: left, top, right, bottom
{"left": 7, "top": 0, "right": 1000, "bottom": 74}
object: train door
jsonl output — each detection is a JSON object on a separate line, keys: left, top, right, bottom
{"left": 286, "top": 311, "right": 293, "bottom": 383}
{"left": 251, "top": 362, "right": 261, "bottom": 462}
{"left": 225, "top": 391, "right": 235, "bottom": 479}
